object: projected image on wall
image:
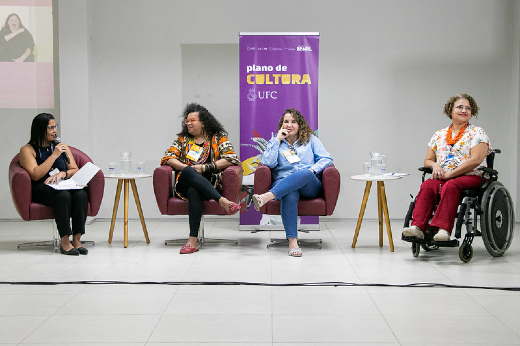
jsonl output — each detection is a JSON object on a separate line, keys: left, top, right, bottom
{"left": 0, "top": 0, "right": 54, "bottom": 108}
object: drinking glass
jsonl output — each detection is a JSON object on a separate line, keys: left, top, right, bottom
{"left": 108, "top": 162, "right": 116, "bottom": 176}
{"left": 136, "top": 162, "right": 146, "bottom": 175}
{"left": 363, "top": 162, "right": 371, "bottom": 175}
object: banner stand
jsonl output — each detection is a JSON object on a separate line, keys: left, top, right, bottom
{"left": 238, "top": 32, "right": 320, "bottom": 232}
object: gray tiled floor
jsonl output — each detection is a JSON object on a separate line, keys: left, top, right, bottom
{"left": 0, "top": 218, "right": 519, "bottom": 345}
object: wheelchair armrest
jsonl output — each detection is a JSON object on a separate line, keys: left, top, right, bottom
{"left": 153, "top": 165, "right": 174, "bottom": 215}
{"left": 478, "top": 166, "right": 498, "bottom": 176}
{"left": 418, "top": 167, "right": 432, "bottom": 174}
{"left": 221, "top": 165, "right": 243, "bottom": 207}
{"left": 418, "top": 167, "right": 432, "bottom": 183}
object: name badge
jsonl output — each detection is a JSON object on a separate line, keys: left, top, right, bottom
{"left": 445, "top": 154, "right": 455, "bottom": 162}
{"left": 283, "top": 150, "right": 301, "bottom": 164}
{"left": 186, "top": 144, "right": 203, "bottom": 161}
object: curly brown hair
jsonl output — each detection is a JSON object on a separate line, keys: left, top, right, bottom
{"left": 443, "top": 93, "right": 479, "bottom": 119}
{"left": 276, "top": 108, "right": 314, "bottom": 145}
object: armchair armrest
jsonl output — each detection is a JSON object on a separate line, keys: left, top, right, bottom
{"left": 9, "top": 160, "right": 32, "bottom": 221}
{"left": 69, "top": 147, "right": 105, "bottom": 217}
{"left": 87, "top": 170, "right": 105, "bottom": 216}
{"left": 254, "top": 164, "right": 272, "bottom": 195}
{"left": 221, "top": 165, "right": 243, "bottom": 207}
{"left": 322, "top": 165, "right": 341, "bottom": 215}
{"left": 153, "top": 165, "right": 174, "bottom": 215}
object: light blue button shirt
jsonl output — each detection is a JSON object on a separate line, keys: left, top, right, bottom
{"left": 260, "top": 135, "right": 333, "bottom": 186}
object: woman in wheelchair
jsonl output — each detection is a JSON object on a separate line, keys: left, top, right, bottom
{"left": 402, "top": 93, "right": 491, "bottom": 242}
{"left": 252, "top": 108, "right": 333, "bottom": 257}
{"left": 161, "top": 103, "right": 241, "bottom": 254}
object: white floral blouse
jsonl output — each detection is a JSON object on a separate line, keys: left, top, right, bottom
{"left": 428, "top": 124, "right": 492, "bottom": 175}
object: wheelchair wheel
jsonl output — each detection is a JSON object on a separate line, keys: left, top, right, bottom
{"left": 459, "top": 242, "right": 473, "bottom": 263}
{"left": 421, "top": 243, "right": 439, "bottom": 251}
{"left": 412, "top": 242, "right": 420, "bottom": 257}
{"left": 404, "top": 200, "right": 415, "bottom": 228}
{"left": 480, "top": 181, "right": 515, "bottom": 257}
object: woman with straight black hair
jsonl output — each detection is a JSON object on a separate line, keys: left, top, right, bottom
{"left": 19, "top": 113, "right": 89, "bottom": 255}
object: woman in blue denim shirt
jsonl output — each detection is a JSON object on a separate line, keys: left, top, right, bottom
{"left": 253, "top": 108, "right": 333, "bottom": 257}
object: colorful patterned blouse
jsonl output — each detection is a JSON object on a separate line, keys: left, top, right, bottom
{"left": 428, "top": 124, "right": 492, "bottom": 175}
{"left": 161, "top": 132, "right": 240, "bottom": 198}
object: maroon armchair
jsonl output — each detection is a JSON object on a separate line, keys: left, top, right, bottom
{"left": 9, "top": 146, "right": 105, "bottom": 250}
{"left": 254, "top": 164, "right": 341, "bottom": 247}
{"left": 153, "top": 165, "right": 243, "bottom": 246}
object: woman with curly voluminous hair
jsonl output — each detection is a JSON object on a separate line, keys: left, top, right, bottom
{"left": 252, "top": 108, "right": 333, "bottom": 257}
{"left": 161, "top": 103, "right": 241, "bottom": 254}
{"left": 275, "top": 108, "right": 314, "bottom": 145}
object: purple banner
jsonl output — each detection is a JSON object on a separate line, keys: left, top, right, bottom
{"left": 239, "top": 33, "right": 320, "bottom": 228}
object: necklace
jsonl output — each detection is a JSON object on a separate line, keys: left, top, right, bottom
{"left": 446, "top": 123, "right": 468, "bottom": 145}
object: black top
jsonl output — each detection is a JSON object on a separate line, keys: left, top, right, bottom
{"left": 0, "top": 29, "right": 35, "bottom": 62}
{"left": 30, "top": 143, "right": 67, "bottom": 184}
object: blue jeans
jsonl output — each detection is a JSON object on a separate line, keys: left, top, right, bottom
{"left": 271, "top": 169, "right": 321, "bottom": 239}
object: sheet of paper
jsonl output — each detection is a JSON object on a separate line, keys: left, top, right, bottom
{"left": 71, "top": 162, "right": 100, "bottom": 186}
{"left": 383, "top": 172, "right": 410, "bottom": 177}
{"left": 45, "top": 162, "right": 100, "bottom": 190}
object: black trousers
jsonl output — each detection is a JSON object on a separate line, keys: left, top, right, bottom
{"left": 176, "top": 166, "right": 222, "bottom": 237}
{"left": 32, "top": 183, "right": 88, "bottom": 238}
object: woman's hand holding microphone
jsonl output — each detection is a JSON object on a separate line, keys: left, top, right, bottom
{"left": 51, "top": 142, "right": 68, "bottom": 160}
{"left": 45, "top": 142, "right": 69, "bottom": 184}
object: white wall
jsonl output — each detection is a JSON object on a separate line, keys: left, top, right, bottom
{"left": 2, "top": 0, "right": 519, "bottom": 223}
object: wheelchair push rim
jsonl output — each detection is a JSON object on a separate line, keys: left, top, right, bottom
{"left": 480, "top": 181, "right": 515, "bottom": 257}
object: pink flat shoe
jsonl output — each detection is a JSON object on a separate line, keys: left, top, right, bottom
{"left": 179, "top": 243, "right": 199, "bottom": 254}
{"left": 227, "top": 202, "right": 241, "bottom": 214}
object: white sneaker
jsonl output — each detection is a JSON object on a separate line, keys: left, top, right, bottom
{"left": 402, "top": 225, "right": 424, "bottom": 240}
{"left": 433, "top": 228, "right": 450, "bottom": 241}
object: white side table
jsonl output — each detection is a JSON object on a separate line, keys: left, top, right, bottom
{"left": 350, "top": 174, "right": 403, "bottom": 252}
{"left": 105, "top": 173, "right": 152, "bottom": 248}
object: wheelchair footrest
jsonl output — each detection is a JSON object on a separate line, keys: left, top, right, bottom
{"left": 431, "top": 239, "right": 459, "bottom": 247}
{"left": 401, "top": 235, "right": 459, "bottom": 247}
{"left": 402, "top": 235, "right": 426, "bottom": 243}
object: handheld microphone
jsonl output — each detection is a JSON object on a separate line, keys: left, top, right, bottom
{"left": 54, "top": 137, "right": 70, "bottom": 164}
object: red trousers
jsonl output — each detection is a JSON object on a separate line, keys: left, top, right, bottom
{"left": 411, "top": 175, "right": 482, "bottom": 233}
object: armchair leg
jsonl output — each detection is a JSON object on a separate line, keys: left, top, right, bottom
{"left": 17, "top": 224, "right": 95, "bottom": 252}
{"left": 267, "top": 238, "right": 323, "bottom": 249}
{"left": 165, "top": 216, "right": 238, "bottom": 248}
{"left": 266, "top": 224, "right": 323, "bottom": 249}
{"left": 18, "top": 240, "right": 59, "bottom": 250}
{"left": 17, "top": 223, "right": 60, "bottom": 252}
